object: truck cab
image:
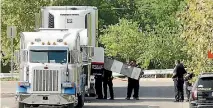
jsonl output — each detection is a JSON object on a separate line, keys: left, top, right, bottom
{"left": 16, "top": 30, "right": 86, "bottom": 108}
{"left": 15, "top": 6, "right": 104, "bottom": 108}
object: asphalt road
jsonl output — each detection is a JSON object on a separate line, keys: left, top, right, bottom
{"left": 0, "top": 78, "right": 189, "bottom": 108}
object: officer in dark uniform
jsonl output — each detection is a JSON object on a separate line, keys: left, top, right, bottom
{"left": 103, "top": 69, "right": 114, "bottom": 100}
{"left": 184, "top": 72, "right": 194, "bottom": 102}
{"left": 172, "top": 60, "right": 187, "bottom": 102}
{"left": 126, "top": 60, "right": 142, "bottom": 100}
{"left": 94, "top": 67, "right": 104, "bottom": 99}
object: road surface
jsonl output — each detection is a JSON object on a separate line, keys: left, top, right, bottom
{"left": 1, "top": 78, "right": 189, "bottom": 108}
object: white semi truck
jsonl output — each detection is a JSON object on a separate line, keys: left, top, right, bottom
{"left": 15, "top": 6, "right": 104, "bottom": 108}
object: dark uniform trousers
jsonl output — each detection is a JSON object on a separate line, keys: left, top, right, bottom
{"left": 95, "top": 75, "right": 103, "bottom": 98}
{"left": 174, "top": 78, "right": 184, "bottom": 101}
{"left": 103, "top": 79, "right": 114, "bottom": 99}
{"left": 127, "top": 78, "right": 139, "bottom": 98}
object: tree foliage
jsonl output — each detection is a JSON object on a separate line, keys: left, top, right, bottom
{"left": 1, "top": 0, "right": 212, "bottom": 73}
{"left": 1, "top": 0, "right": 52, "bottom": 65}
{"left": 100, "top": 0, "right": 188, "bottom": 69}
{"left": 180, "top": 0, "right": 213, "bottom": 74}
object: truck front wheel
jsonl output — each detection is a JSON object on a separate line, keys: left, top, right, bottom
{"left": 66, "top": 104, "right": 74, "bottom": 108}
{"left": 75, "top": 94, "right": 84, "bottom": 108}
{"left": 18, "top": 102, "right": 25, "bottom": 108}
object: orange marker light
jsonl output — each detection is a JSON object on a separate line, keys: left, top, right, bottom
{"left": 53, "top": 42, "right": 56, "bottom": 45}
{"left": 47, "top": 42, "right": 51, "bottom": 45}
{"left": 64, "top": 42, "right": 67, "bottom": 45}
{"left": 44, "top": 66, "right": 48, "bottom": 69}
{"left": 42, "top": 42, "right": 45, "bottom": 45}
{"left": 208, "top": 50, "right": 213, "bottom": 59}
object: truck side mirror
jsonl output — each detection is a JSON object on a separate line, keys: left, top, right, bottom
{"left": 70, "top": 50, "right": 79, "bottom": 64}
{"left": 21, "top": 49, "right": 28, "bottom": 63}
{"left": 80, "top": 46, "right": 94, "bottom": 62}
{"left": 14, "top": 50, "right": 20, "bottom": 64}
{"left": 87, "top": 46, "right": 94, "bottom": 59}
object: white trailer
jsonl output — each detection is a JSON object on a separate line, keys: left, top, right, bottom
{"left": 16, "top": 29, "right": 92, "bottom": 108}
{"left": 39, "top": 6, "right": 103, "bottom": 97}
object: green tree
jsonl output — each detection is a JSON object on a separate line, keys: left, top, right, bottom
{"left": 100, "top": 0, "right": 188, "bottom": 69}
{"left": 100, "top": 19, "right": 141, "bottom": 61}
{"left": 1, "top": 0, "right": 52, "bottom": 65}
{"left": 180, "top": 0, "right": 213, "bottom": 75}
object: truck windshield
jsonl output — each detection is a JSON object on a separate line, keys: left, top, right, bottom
{"left": 29, "top": 50, "right": 67, "bottom": 63}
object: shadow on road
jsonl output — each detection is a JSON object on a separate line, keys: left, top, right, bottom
{"left": 113, "top": 86, "right": 175, "bottom": 98}
{"left": 85, "top": 105, "right": 150, "bottom": 108}
{"left": 85, "top": 98, "right": 175, "bottom": 104}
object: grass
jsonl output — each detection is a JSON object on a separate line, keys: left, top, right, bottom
{"left": 0, "top": 77, "right": 19, "bottom": 81}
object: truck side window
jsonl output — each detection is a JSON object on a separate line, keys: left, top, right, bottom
{"left": 85, "top": 14, "right": 87, "bottom": 29}
{"left": 68, "top": 52, "right": 71, "bottom": 63}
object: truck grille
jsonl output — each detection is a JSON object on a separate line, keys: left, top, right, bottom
{"left": 33, "top": 70, "right": 59, "bottom": 91}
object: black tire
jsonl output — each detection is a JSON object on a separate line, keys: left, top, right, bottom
{"left": 189, "top": 103, "right": 193, "bottom": 108}
{"left": 85, "top": 94, "right": 89, "bottom": 97}
{"left": 89, "top": 93, "right": 96, "bottom": 97}
{"left": 67, "top": 104, "right": 74, "bottom": 108}
{"left": 32, "top": 104, "right": 39, "bottom": 107}
{"left": 18, "top": 102, "right": 25, "bottom": 108}
{"left": 75, "top": 94, "right": 84, "bottom": 108}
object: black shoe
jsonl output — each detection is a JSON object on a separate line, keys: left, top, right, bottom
{"left": 185, "top": 99, "right": 189, "bottom": 102}
{"left": 134, "top": 97, "right": 139, "bottom": 100}
{"left": 126, "top": 97, "right": 130, "bottom": 100}
{"left": 109, "top": 98, "right": 114, "bottom": 100}
{"left": 103, "top": 97, "right": 107, "bottom": 99}
{"left": 174, "top": 100, "right": 179, "bottom": 102}
{"left": 179, "top": 100, "right": 184, "bottom": 102}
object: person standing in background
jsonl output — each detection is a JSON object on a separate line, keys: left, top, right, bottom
{"left": 103, "top": 69, "right": 114, "bottom": 100}
{"left": 126, "top": 60, "right": 140, "bottom": 100}
{"left": 172, "top": 60, "right": 187, "bottom": 102}
{"left": 184, "top": 72, "right": 194, "bottom": 102}
{"left": 94, "top": 66, "right": 104, "bottom": 99}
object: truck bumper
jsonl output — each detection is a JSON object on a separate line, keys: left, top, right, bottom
{"left": 17, "top": 94, "right": 76, "bottom": 105}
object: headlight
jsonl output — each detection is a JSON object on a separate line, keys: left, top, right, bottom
{"left": 62, "top": 82, "right": 75, "bottom": 88}
{"left": 90, "top": 75, "right": 94, "bottom": 80}
{"left": 90, "top": 76, "right": 95, "bottom": 83}
{"left": 18, "top": 81, "right": 30, "bottom": 87}
{"left": 62, "top": 95, "right": 75, "bottom": 102}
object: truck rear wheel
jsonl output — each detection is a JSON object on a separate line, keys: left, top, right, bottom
{"left": 89, "top": 93, "right": 96, "bottom": 97}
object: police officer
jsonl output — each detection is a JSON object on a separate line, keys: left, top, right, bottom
{"left": 172, "top": 60, "right": 187, "bottom": 102}
{"left": 94, "top": 67, "right": 104, "bottom": 99}
{"left": 184, "top": 72, "right": 194, "bottom": 102}
{"left": 126, "top": 60, "right": 141, "bottom": 100}
{"left": 103, "top": 69, "right": 114, "bottom": 100}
